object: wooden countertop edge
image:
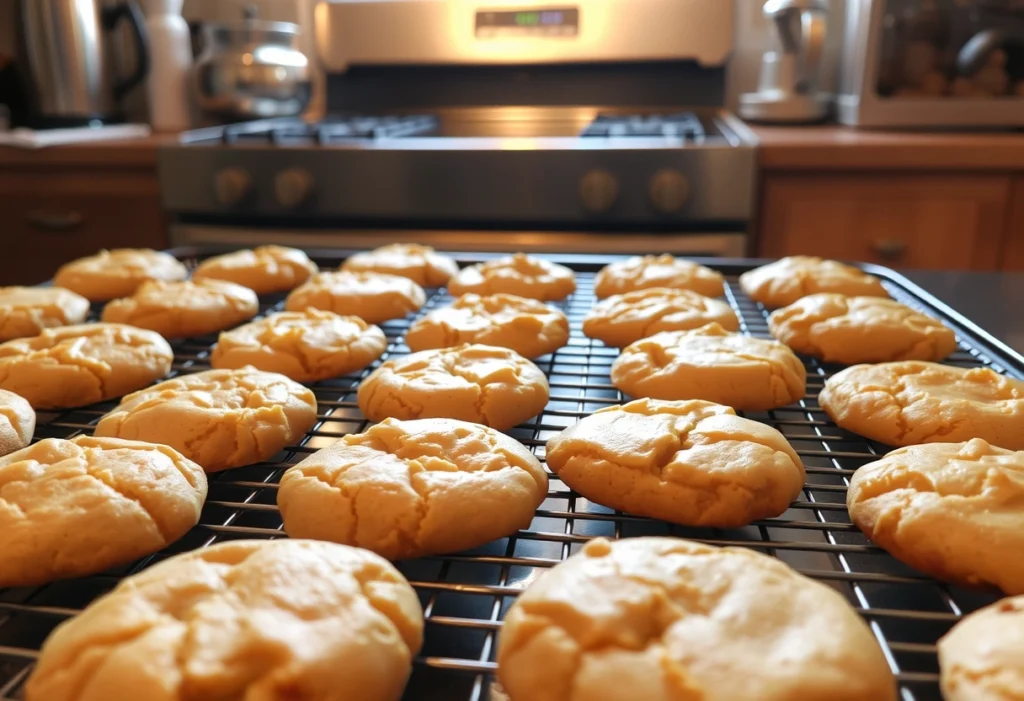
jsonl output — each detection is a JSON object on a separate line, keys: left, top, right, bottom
{"left": 0, "top": 134, "right": 177, "bottom": 169}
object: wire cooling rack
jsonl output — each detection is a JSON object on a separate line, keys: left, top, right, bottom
{"left": 1, "top": 251, "right": 1021, "bottom": 701}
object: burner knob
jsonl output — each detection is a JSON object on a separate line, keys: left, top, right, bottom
{"left": 213, "top": 167, "right": 252, "bottom": 207}
{"left": 275, "top": 167, "right": 315, "bottom": 209}
{"left": 579, "top": 169, "right": 619, "bottom": 213}
{"left": 649, "top": 168, "right": 690, "bottom": 213}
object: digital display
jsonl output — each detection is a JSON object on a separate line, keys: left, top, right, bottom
{"left": 476, "top": 7, "right": 579, "bottom": 38}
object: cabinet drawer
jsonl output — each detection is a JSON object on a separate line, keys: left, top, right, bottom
{"left": 0, "top": 172, "right": 168, "bottom": 285}
{"left": 758, "top": 175, "right": 1010, "bottom": 270}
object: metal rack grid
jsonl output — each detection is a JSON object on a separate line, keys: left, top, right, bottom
{"left": 0, "top": 253, "right": 1017, "bottom": 701}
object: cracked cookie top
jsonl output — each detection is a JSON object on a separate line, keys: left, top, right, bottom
{"left": 769, "top": 293, "right": 956, "bottom": 364}
{"left": 611, "top": 323, "right": 807, "bottom": 411}
{"left": 102, "top": 279, "right": 259, "bottom": 339}
{"left": 192, "top": 245, "right": 318, "bottom": 294}
{"left": 0, "top": 323, "right": 173, "bottom": 410}
{"left": 583, "top": 287, "right": 739, "bottom": 348}
{"left": 278, "top": 417, "right": 548, "bottom": 560}
{"left": 285, "top": 270, "right": 426, "bottom": 325}
{"left": 405, "top": 293, "right": 569, "bottom": 359}
{"left": 211, "top": 309, "right": 387, "bottom": 383}
{"left": 94, "top": 367, "right": 318, "bottom": 473}
{"left": 497, "top": 536, "right": 896, "bottom": 701}
{"left": 848, "top": 438, "right": 1024, "bottom": 595}
{"left": 819, "top": 361, "right": 1024, "bottom": 449}
{"left": 25, "top": 539, "right": 422, "bottom": 701}
{"left": 342, "top": 244, "right": 459, "bottom": 288}
{"left": 545, "top": 398, "right": 804, "bottom": 528}
{"left": 739, "top": 256, "right": 888, "bottom": 309}
{"left": 593, "top": 255, "right": 725, "bottom": 299}
{"left": 0, "top": 286, "right": 90, "bottom": 342}
{"left": 0, "top": 389, "right": 34, "bottom": 457}
{"left": 0, "top": 436, "right": 206, "bottom": 589}
{"left": 448, "top": 254, "right": 576, "bottom": 301}
{"left": 53, "top": 248, "right": 188, "bottom": 302}
{"left": 358, "top": 344, "right": 549, "bottom": 431}
{"left": 939, "top": 594, "right": 1024, "bottom": 701}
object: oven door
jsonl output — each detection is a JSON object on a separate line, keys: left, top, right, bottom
{"left": 170, "top": 225, "right": 749, "bottom": 257}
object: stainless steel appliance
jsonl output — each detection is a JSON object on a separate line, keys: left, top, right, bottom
{"left": 838, "top": 0, "right": 1024, "bottom": 127}
{"left": 15, "top": 0, "right": 150, "bottom": 127}
{"left": 161, "top": 0, "right": 756, "bottom": 255}
{"left": 739, "top": 0, "right": 832, "bottom": 123}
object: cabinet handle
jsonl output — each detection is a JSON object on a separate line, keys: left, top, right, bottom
{"left": 871, "top": 238, "right": 908, "bottom": 261}
{"left": 26, "top": 210, "right": 84, "bottom": 232}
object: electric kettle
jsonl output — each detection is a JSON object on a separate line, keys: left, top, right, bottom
{"left": 15, "top": 0, "right": 150, "bottom": 127}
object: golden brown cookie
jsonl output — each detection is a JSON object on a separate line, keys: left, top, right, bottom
{"left": 211, "top": 309, "right": 387, "bottom": 383}
{"left": 769, "top": 294, "right": 956, "bottom": 364}
{"left": 0, "top": 323, "right": 173, "bottom": 409}
{"left": 192, "top": 245, "right": 319, "bottom": 294}
{"left": 278, "top": 418, "right": 548, "bottom": 560}
{"left": 848, "top": 439, "right": 1024, "bottom": 594}
{"left": 25, "top": 539, "right": 423, "bottom": 701}
{"left": 739, "top": 256, "right": 888, "bottom": 308}
{"left": 94, "top": 367, "right": 318, "bottom": 472}
{"left": 101, "top": 279, "right": 259, "bottom": 339}
{"left": 0, "top": 436, "right": 206, "bottom": 588}
{"left": 497, "top": 537, "right": 896, "bottom": 701}
{"left": 0, "top": 286, "right": 90, "bottom": 341}
{"left": 342, "top": 243, "right": 459, "bottom": 287}
{"left": 939, "top": 595, "right": 1024, "bottom": 701}
{"left": 583, "top": 287, "right": 739, "bottom": 348}
{"left": 285, "top": 271, "right": 426, "bottom": 324}
{"left": 0, "top": 389, "right": 35, "bottom": 457}
{"left": 819, "top": 362, "right": 1024, "bottom": 449}
{"left": 53, "top": 248, "right": 188, "bottom": 302}
{"left": 405, "top": 293, "right": 569, "bottom": 359}
{"left": 546, "top": 398, "right": 804, "bottom": 527}
{"left": 448, "top": 253, "right": 576, "bottom": 301}
{"left": 611, "top": 323, "right": 807, "bottom": 411}
{"left": 358, "top": 344, "right": 549, "bottom": 431}
{"left": 593, "top": 254, "right": 725, "bottom": 299}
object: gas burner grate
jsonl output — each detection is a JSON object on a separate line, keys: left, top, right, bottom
{"left": 580, "top": 112, "right": 707, "bottom": 139}
{"left": 0, "top": 252, "right": 1020, "bottom": 701}
{"left": 181, "top": 115, "right": 440, "bottom": 146}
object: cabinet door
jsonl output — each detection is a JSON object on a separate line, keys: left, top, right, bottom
{"left": 1003, "top": 177, "right": 1024, "bottom": 271}
{"left": 0, "top": 171, "right": 168, "bottom": 285}
{"left": 759, "top": 175, "right": 1010, "bottom": 270}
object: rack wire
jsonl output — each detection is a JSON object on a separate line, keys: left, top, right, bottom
{"left": 0, "top": 253, "right": 1017, "bottom": 701}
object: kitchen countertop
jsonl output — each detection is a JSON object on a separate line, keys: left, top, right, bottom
{"left": 0, "top": 133, "right": 174, "bottom": 168}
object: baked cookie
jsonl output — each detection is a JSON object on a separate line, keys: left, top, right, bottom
{"left": 192, "top": 245, "right": 318, "bottom": 294}
{"left": 0, "top": 436, "right": 206, "bottom": 588}
{"left": 285, "top": 271, "right": 426, "bottom": 324}
{"left": 819, "top": 361, "right": 1024, "bottom": 449}
{"left": 0, "top": 323, "right": 173, "bottom": 409}
{"left": 739, "top": 256, "right": 888, "bottom": 308}
{"left": 53, "top": 248, "right": 188, "bottom": 302}
{"left": 211, "top": 309, "right": 387, "bottom": 383}
{"left": 546, "top": 398, "right": 804, "bottom": 527}
{"left": 278, "top": 418, "right": 548, "bottom": 560}
{"left": 405, "top": 293, "right": 569, "bottom": 359}
{"left": 939, "top": 595, "right": 1024, "bottom": 701}
{"left": 102, "top": 279, "right": 259, "bottom": 339}
{"left": 583, "top": 287, "right": 739, "bottom": 348}
{"left": 358, "top": 344, "right": 549, "bottom": 431}
{"left": 769, "top": 294, "right": 956, "bottom": 364}
{"left": 848, "top": 438, "right": 1024, "bottom": 594}
{"left": 611, "top": 323, "right": 807, "bottom": 411}
{"left": 0, "top": 286, "right": 90, "bottom": 341}
{"left": 94, "top": 367, "right": 318, "bottom": 472}
{"left": 593, "top": 254, "right": 725, "bottom": 299}
{"left": 497, "top": 537, "right": 896, "bottom": 701}
{"left": 448, "top": 253, "right": 576, "bottom": 301}
{"left": 0, "top": 389, "right": 35, "bottom": 457}
{"left": 25, "top": 539, "right": 423, "bottom": 701}
{"left": 342, "top": 243, "right": 459, "bottom": 287}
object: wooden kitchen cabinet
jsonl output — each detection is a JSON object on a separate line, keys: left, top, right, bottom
{"left": 1002, "top": 177, "right": 1024, "bottom": 271}
{"left": 758, "top": 174, "right": 1011, "bottom": 269}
